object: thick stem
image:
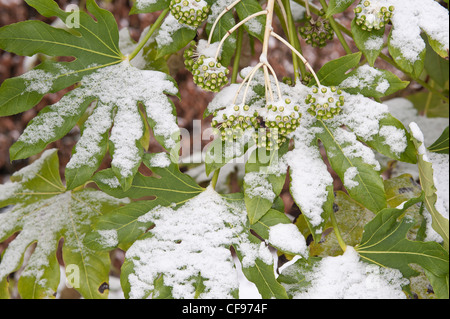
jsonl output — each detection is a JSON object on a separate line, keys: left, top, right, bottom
{"left": 262, "top": 0, "right": 276, "bottom": 56}
{"left": 283, "top": 0, "right": 301, "bottom": 81}
{"left": 233, "top": 62, "right": 264, "bottom": 104}
{"left": 215, "top": 11, "right": 268, "bottom": 60}
{"left": 129, "top": 8, "right": 169, "bottom": 61}
{"left": 231, "top": 27, "right": 244, "bottom": 84}
{"left": 208, "top": 0, "right": 243, "bottom": 45}
{"left": 211, "top": 169, "right": 220, "bottom": 190}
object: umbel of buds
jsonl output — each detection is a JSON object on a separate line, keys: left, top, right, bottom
{"left": 298, "top": 10, "right": 334, "bottom": 48}
{"left": 184, "top": 41, "right": 229, "bottom": 92}
{"left": 170, "top": 0, "right": 210, "bottom": 27}
{"left": 211, "top": 98, "right": 303, "bottom": 151}
{"left": 354, "top": 0, "right": 395, "bottom": 31}
{"left": 306, "top": 86, "right": 344, "bottom": 120}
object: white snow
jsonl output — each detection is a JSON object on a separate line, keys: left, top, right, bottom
{"left": 343, "top": 167, "right": 360, "bottom": 190}
{"left": 244, "top": 171, "right": 276, "bottom": 202}
{"left": 379, "top": 125, "right": 407, "bottom": 156}
{"left": 19, "top": 61, "right": 179, "bottom": 179}
{"left": 389, "top": 0, "right": 449, "bottom": 62}
{"left": 268, "top": 223, "right": 307, "bottom": 256}
{"left": 148, "top": 153, "right": 172, "bottom": 168}
{"left": 340, "top": 65, "right": 390, "bottom": 94}
{"left": 284, "top": 126, "right": 334, "bottom": 228}
{"left": 287, "top": 247, "right": 408, "bottom": 299}
{"left": 125, "top": 187, "right": 279, "bottom": 299}
{"left": 409, "top": 122, "right": 449, "bottom": 243}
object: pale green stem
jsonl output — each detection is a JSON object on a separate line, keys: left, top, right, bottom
{"left": 129, "top": 8, "right": 170, "bottom": 61}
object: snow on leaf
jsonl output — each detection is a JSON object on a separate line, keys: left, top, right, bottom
{"left": 278, "top": 247, "right": 409, "bottom": 299}
{"left": 410, "top": 123, "right": 449, "bottom": 251}
{"left": 0, "top": 0, "right": 124, "bottom": 117}
{"left": 12, "top": 60, "right": 179, "bottom": 191}
{"left": 120, "top": 188, "right": 301, "bottom": 299}
{"left": 0, "top": 149, "right": 129, "bottom": 299}
{"left": 0, "top": 0, "right": 180, "bottom": 191}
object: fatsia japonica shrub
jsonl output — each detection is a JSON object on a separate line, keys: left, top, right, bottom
{"left": 0, "top": 0, "right": 448, "bottom": 299}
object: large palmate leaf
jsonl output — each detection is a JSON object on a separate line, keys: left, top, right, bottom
{"left": 0, "top": 0, "right": 124, "bottom": 117}
{"left": 0, "top": 149, "right": 129, "bottom": 299}
{"left": 356, "top": 197, "right": 449, "bottom": 298}
{"left": 117, "top": 189, "right": 306, "bottom": 299}
{"left": 84, "top": 153, "right": 205, "bottom": 251}
{"left": 0, "top": 0, "right": 180, "bottom": 191}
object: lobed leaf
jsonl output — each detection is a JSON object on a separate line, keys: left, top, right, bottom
{"left": 0, "top": 149, "right": 128, "bottom": 299}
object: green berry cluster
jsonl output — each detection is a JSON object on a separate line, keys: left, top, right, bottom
{"left": 170, "top": 0, "right": 210, "bottom": 27}
{"left": 211, "top": 98, "right": 303, "bottom": 151}
{"left": 264, "top": 98, "right": 301, "bottom": 145}
{"left": 306, "top": 86, "right": 344, "bottom": 120}
{"left": 354, "top": 1, "right": 395, "bottom": 31}
{"left": 184, "top": 41, "right": 229, "bottom": 92}
{"left": 298, "top": 10, "right": 334, "bottom": 48}
{"left": 211, "top": 104, "right": 261, "bottom": 143}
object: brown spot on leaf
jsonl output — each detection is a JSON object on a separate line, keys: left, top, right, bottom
{"left": 98, "top": 282, "right": 109, "bottom": 294}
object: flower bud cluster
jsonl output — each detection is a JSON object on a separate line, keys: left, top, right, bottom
{"left": 305, "top": 86, "right": 344, "bottom": 120}
{"left": 354, "top": 0, "right": 395, "bottom": 31}
{"left": 184, "top": 41, "right": 229, "bottom": 92}
{"left": 170, "top": 0, "right": 210, "bottom": 27}
{"left": 298, "top": 10, "right": 334, "bottom": 48}
{"left": 211, "top": 97, "right": 302, "bottom": 151}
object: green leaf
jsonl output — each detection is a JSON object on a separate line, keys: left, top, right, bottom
{"left": 234, "top": 233, "right": 289, "bottom": 299}
{"left": 339, "top": 66, "right": 410, "bottom": 99}
{"left": 326, "top": 0, "right": 353, "bottom": 17}
{"left": 244, "top": 145, "right": 288, "bottom": 225}
{"left": 155, "top": 18, "right": 197, "bottom": 58}
{"left": 84, "top": 153, "right": 205, "bottom": 250}
{"left": 118, "top": 188, "right": 286, "bottom": 299}
{"left": 131, "top": 0, "right": 171, "bottom": 14}
{"left": 351, "top": 19, "right": 385, "bottom": 67}
{"left": 309, "top": 191, "right": 375, "bottom": 257}
{"left": 0, "top": 149, "right": 127, "bottom": 299}
{"left": 425, "top": 37, "right": 450, "bottom": 88}
{"left": 356, "top": 197, "right": 449, "bottom": 297}
{"left": 410, "top": 126, "right": 450, "bottom": 251}
{"left": 205, "top": 136, "right": 255, "bottom": 176}
{"left": 235, "top": 0, "right": 266, "bottom": 42}
{"left": 316, "top": 121, "right": 387, "bottom": 213}
{"left": 206, "top": 10, "right": 237, "bottom": 66}
{"left": 251, "top": 209, "right": 292, "bottom": 240}
{"left": 388, "top": 29, "right": 426, "bottom": 78}
{"left": 277, "top": 257, "right": 321, "bottom": 298}
{"left": 407, "top": 92, "right": 449, "bottom": 118}
{"left": 361, "top": 113, "right": 417, "bottom": 164}
{"left": 313, "top": 52, "right": 362, "bottom": 86}
{"left": 428, "top": 126, "right": 449, "bottom": 154}
{"left": 0, "top": 0, "right": 180, "bottom": 190}
{"left": 0, "top": 0, "right": 124, "bottom": 117}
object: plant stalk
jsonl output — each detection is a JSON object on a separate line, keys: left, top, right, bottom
{"left": 330, "top": 211, "right": 347, "bottom": 252}
{"left": 129, "top": 8, "right": 170, "bottom": 61}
